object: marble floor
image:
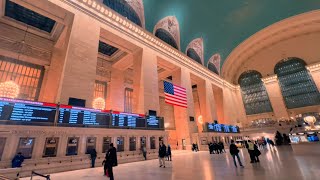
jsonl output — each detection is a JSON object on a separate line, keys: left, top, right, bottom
{"left": 23, "top": 146, "right": 320, "bottom": 180}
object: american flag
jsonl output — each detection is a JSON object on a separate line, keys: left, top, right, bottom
{"left": 163, "top": 81, "right": 187, "bottom": 108}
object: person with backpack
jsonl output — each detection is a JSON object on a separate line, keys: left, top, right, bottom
{"left": 229, "top": 140, "right": 244, "bottom": 167}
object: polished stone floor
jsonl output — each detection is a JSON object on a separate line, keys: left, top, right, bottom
{"left": 23, "top": 146, "right": 320, "bottom": 180}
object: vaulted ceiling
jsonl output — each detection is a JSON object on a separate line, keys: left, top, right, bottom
{"left": 143, "top": 0, "right": 320, "bottom": 66}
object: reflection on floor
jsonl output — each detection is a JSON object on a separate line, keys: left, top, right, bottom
{"left": 22, "top": 146, "right": 320, "bottom": 180}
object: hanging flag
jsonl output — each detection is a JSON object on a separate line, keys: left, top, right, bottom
{"left": 163, "top": 81, "right": 187, "bottom": 108}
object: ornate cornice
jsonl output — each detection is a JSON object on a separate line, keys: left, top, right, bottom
{"left": 307, "top": 62, "right": 320, "bottom": 73}
{"left": 59, "top": 0, "right": 231, "bottom": 89}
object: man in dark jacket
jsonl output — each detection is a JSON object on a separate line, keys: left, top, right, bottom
{"left": 90, "top": 149, "right": 97, "bottom": 168}
{"left": 229, "top": 140, "right": 243, "bottom": 167}
{"left": 106, "top": 143, "right": 117, "bottom": 180}
{"left": 158, "top": 141, "right": 166, "bottom": 168}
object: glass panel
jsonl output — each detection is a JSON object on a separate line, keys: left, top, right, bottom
{"left": 43, "top": 137, "right": 59, "bottom": 157}
{"left": 16, "top": 137, "right": 35, "bottom": 159}
{"left": 238, "top": 70, "right": 273, "bottom": 115}
{"left": 124, "top": 88, "right": 133, "bottom": 113}
{"left": 0, "top": 137, "right": 6, "bottom": 160}
{"left": 129, "top": 137, "right": 136, "bottom": 151}
{"left": 102, "top": 137, "right": 112, "bottom": 153}
{"left": 66, "top": 137, "right": 79, "bottom": 156}
{"left": 150, "top": 137, "right": 156, "bottom": 149}
{"left": 275, "top": 58, "right": 320, "bottom": 109}
{"left": 86, "top": 137, "right": 96, "bottom": 154}
{"left": 94, "top": 80, "right": 107, "bottom": 100}
{"left": 140, "top": 137, "right": 146, "bottom": 150}
{"left": 155, "top": 28, "right": 178, "bottom": 49}
{"left": 187, "top": 48, "right": 202, "bottom": 64}
{"left": 0, "top": 56, "right": 44, "bottom": 101}
{"left": 117, "top": 137, "right": 124, "bottom": 152}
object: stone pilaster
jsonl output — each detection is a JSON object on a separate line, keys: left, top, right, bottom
{"left": 197, "top": 80, "right": 218, "bottom": 123}
{"left": 108, "top": 67, "right": 125, "bottom": 111}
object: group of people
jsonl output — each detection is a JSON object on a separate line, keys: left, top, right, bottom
{"left": 208, "top": 141, "right": 225, "bottom": 154}
{"left": 89, "top": 143, "right": 117, "bottom": 180}
{"left": 229, "top": 139, "right": 262, "bottom": 167}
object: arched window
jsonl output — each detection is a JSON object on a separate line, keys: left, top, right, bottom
{"left": 238, "top": 70, "right": 273, "bottom": 115}
{"left": 275, "top": 57, "right": 320, "bottom": 109}
{"left": 155, "top": 28, "right": 179, "bottom": 49}
{"left": 187, "top": 48, "right": 202, "bottom": 64}
{"left": 103, "top": 0, "right": 142, "bottom": 27}
{"left": 208, "top": 62, "right": 219, "bottom": 75}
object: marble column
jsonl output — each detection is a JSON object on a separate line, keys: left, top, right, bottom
{"left": 197, "top": 80, "right": 218, "bottom": 124}
{"left": 55, "top": 12, "right": 100, "bottom": 107}
{"left": 108, "top": 67, "right": 125, "bottom": 111}
{"left": 132, "top": 48, "right": 160, "bottom": 114}
{"left": 262, "top": 76, "right": 289, "bottom": 120}
{"left": 172, "top": 68, "right": 196, "bottom": 150}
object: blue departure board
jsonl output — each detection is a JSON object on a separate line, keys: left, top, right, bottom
{"left": 0, "top": 98, "right": 56, "bottom": 123}
{"left": 207, "top": 123, "right": 239, "bottom": 133}
{"left": 59, "top": 106, "right": 111, "bottom": 126}
{"left": 147, "top": 116, "right": 159, "bottom": 128}
{"left": 112, "top": 113, "right": 145, "bottom": 128}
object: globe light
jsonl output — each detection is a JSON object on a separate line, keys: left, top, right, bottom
{"left": 304, "top": 116, "right": 317, "bottom": 130}
{"left": 92, "top": 97, "right": 105, "bottom": 110}
{"left": 0, "top": 81, "right": 20, "bottom": 98}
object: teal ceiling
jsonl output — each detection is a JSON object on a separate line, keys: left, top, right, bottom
{"left": 143, "top": 0, "right": 320, "bottom": 67}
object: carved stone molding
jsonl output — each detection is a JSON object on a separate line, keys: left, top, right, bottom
{"left": 186, "top": 38, "right": 204, "bottom": 65}
{"left": 153, "top": 16, "right": 180, "bottom": 50}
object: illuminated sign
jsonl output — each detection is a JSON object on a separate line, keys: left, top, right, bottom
{"left": 207, "top": 123, "right": 239, "bottom": 133}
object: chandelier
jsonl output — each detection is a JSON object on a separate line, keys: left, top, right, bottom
{"left": 0, "top": 81, "right": 20, "bottom": 98}
{"left": 92, "top": 97, "right": 105, "bottom": 110}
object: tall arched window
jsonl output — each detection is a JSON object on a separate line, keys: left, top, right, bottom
{"left": 275, "top": 57, "right": 320, "bottom": 109}
{"left": 239, "top": 70, "right": 273, "bottom": 115}
{"left": 208, "top": 62, "right": 219, "bottom": 75}
{"left": 155, "top": 28, "right": 179, "bottom": 49}
{"left": 103, "top": 0, "right": 142, "bottom": 27}
{"left": 187, "top": 48, "right": 202, "bottom": 64}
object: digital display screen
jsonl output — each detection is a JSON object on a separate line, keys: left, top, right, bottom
{"left": 0, "top": 98, "right": 56, "bottom": 123}
{"left": 147, "top": 116, "right": 159, "bottom": 128}
{"left": 59, "top": 105, "right": 111, "bottom": 126}
{"left": 112, "top": 113, "right": 145, "bottom": 128}
{"left": 207, "top": 123, "right": 239, "bottom": 133}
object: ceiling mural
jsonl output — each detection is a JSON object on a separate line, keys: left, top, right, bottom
{"left": 153, "top": 16, "right": 180, "bottom": 50}
{"left": 143, "top": 0, "right": 320, "bottom": 67}
{"left": 186, "top": 38, "right": 204, "bottom": 65}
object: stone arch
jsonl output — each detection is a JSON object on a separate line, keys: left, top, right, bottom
{"left": 153, "top": 16, "right": 180, "bottom": 50}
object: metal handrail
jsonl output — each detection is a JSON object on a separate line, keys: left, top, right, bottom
{"left": 30, "top": 171, "right": 50, "bottom": 180}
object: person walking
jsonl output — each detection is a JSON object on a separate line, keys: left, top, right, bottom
{"left": 229, "top": 140, "right": 243, "bottom": 167}
{"left": 90, "top": 148, "right": 97, "bottom": 168}
{"left": 247, "top": 140, "right": 256, "bottom": 163}
{"left": 158, "top": 141, "right": 166, "bottom": 168}
{"left": 167, "top": 144, "right": 172, "bottom": 161}
{"left": 106, "top": 143, "right": 117, "bottom": 180}
{"left": 254, "top": 143, "right": 261, "bottom": 162}
{"left": 142, "top": 145, "right": 147, "bottom": 160}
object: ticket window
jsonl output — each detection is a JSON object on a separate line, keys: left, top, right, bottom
{"left": 150, "top": 137, "right": 156, "bottom": 149}
{"left": 140, "top": 137, "right": 146, "bottom": 150}
{"left": 66, "top": 137, "right": 79, "bottom": 156}
{"left": 0, "top": 137, "right": 6, "bottom": 160}
{"left": 129, "top": 137, "right": 136, "bottom": 151}
{"left": 102, "top": 137, "right": 112, "bottom": 153}
{"left": 86, "top": 137, "right": 96, "bottom": 154}
{"left": 43, "top": 137, "right": 59, "bottom": 157}
{"left": 116, "top": 137, "right": 124, "bottom": 152}
{"left": 16, "top": 138, "right": 35, "bottom": 159}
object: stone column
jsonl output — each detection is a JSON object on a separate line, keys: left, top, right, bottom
{"left": 55, "top": 12, "right": 100, "bottom": 107}
{"left": 57, "top": 136, "right": 68, "bottom": 157}
{"left": 32, "top": 135, "right": 46, "bottom": 159}
{"left": 108, "top": 67, "right": 125, "bottom": 111}
{"left": 132, "top": 48, "right": 160, "bottom": 114}
{"left": 172, "top": 68, "right": 196, "bottom": 150}
{"left": 262, "top": 76, "right": 289, "bottom": 120}
{"left": 197, "top": 80, "right": 218, "bottom": 124}
{"left": 307, "top": 64, "right": 320, "bottom": 91}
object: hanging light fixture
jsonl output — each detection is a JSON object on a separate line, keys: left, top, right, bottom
{"left": 0, "top": 81, "right": 20, "bottom": 98}
{"left": 92, "top": 97, "right": 105, "bottom": 110}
